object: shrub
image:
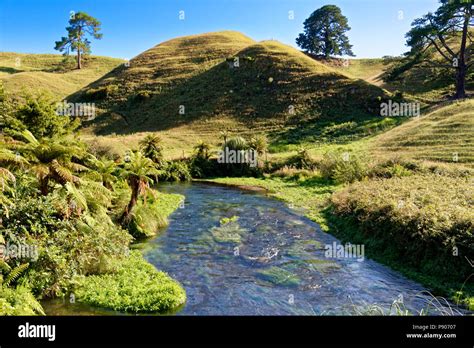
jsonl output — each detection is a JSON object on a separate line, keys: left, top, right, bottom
{"left": 271, "top": 165, "right": 317, "bottom": 180}
{"left": 127, "top": 190, "right": 183, "bottom": 239}
{"left": 319, "top": 150, "right": 368, "bottom": 183}
{"left": 330, "top": 174, "right": 474, "bottom": 286}
{"left": 84, "top": 85, "right": 119, "bottom": 101}
{"left": 1, "top": 194, "right": 131, "bottom": 297}
{"left": 135, "top": 90, "right": 152, "bottom": 101}
{"left": 287, "top": 148, "right": 316, "bottom": 170}
{"left": 86, "top": 141, "right": 120, "bottom": 161}
{"left": 223, "top": 136, "right": 248, "bottom": 151}
{"left": 159, "top": 160, "right": 192, "bottom": 182}
{"left": 9, "top": 92, "right": 78, "bottom": 139}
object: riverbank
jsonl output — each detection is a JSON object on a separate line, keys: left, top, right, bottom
{"left": 66, "top": 191, "right": 187, "bottom": 313}
{"left": 139, "top": 182, "right": 456, "bottom": 315}
{"left": 203, "top": 173, "right": 473, "bottom": 311}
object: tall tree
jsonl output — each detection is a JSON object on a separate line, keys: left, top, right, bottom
{"left": 406, "top": 0, "right": 473, "bottom": 99}
{"left": 54, "top": 12, "right": 103, "bottom": 69}
{"left": 296, "top": 5, "right": 354, "bottom": 58}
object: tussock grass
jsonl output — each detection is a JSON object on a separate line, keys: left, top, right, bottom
{"left": 330, "top": 173, "right": 473, "bottom": 301}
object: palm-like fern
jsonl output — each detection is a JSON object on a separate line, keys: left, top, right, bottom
{"left": 139, "top": 134, "right": 164, "bottom": 165}
{"left": 86, "top": 155, "right": 117, "bottom": 190}
{"left": 250, "top": 135, "right": 268, "bottom": 156}
{"left": 0, "top": 259, "right": 45, "bottom": 315}
{"left": 0, "top": 147, "right": 25, "bottom": 216}
{"left": 119, "top": 151, "right": 159, "bottom": 224}
{"left": 193, "top": 141, "right": 211, "bottom": 160}
{"left": 17, "top": 130, "right": 88, "bottom": 195}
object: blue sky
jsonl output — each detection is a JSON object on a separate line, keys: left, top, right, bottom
{"left": 0, "top": 0, "right": 440, "bottom": 59}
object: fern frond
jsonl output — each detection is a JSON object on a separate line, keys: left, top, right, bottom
{"left": 51, "top": 160, "right": 75, "bottom": 184}
{"left": 0, "top": 259, "right": 12, "bottom": 273}
{"left": 4, "top": 263, "right": 29, "bottom": 287}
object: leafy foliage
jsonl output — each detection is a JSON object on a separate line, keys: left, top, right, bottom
{"left": 73, "top": 251, "right": 186, "bottom": 313}
{"left": 319, "top": 150, "right": 368, "bottom": 184}
{"left": 0, "top": 286, "right": 45, "bottom": 315}
{"left": 159, "top": 160, "right": 192, "bottom": 182}
{"left": 296, "top": 5, "right": 354, "bottom": 58}
{"left": 6, "top": 92, "right": 79, "bottom": 139}
{"left": 54, "top": 12, "right": 103, "bottom": 69}
{"left": 139, "top": 134, "right": 164, "bottom": 165}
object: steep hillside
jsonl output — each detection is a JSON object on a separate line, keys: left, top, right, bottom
{"left": 319, "top": 58, "right": 389, "bottom": 87}
{"left": 372, "top": 99, "right": 474, "bottom": 165}
{"left": 0, "top": 52, "right": 125, "bottom": 99}
{"left": 70, "top": 31, "right": 389, "bottom": 135}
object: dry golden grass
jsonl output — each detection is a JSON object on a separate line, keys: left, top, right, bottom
{"left": 0, "top": 52, "right": 124, "bottom": 100}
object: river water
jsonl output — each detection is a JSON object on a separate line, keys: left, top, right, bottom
{"left": 43, "top": 182, "right": 460, "bottom": 315}
{"left": 144, "top": 182, "right": 451, "bottom": 315}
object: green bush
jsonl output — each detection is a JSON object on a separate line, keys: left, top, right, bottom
{"left": 159, "top": 160, "right": 192, "bottom": 182}
{"left": 127, "top": 190, "right": 183, "bottom": 239}
{"left": 85, "top": 85, "right": 119, "bottom": 100}
{"left": 0, "top": 286, "right": 45, "bottom": 315}
{"left": 286, "top": 148, "right": 316, "bottom": 170}
{"left": 331, "top": 174, "right": 474, "bottom": 287}
{"left": 135, "top": 90, "right": 152, "bottom": 101}
{"left": 7, "top": 92, "right": 78, "bottom": 139}
{"left": 319, "top": 150, "right": 368, "bottom": 183}
{"left": 73, "top": 251, "right": 186, "bottom": 313}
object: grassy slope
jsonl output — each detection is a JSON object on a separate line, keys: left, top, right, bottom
{"left": 0, "top": 52, "right": 125, "bottom": 100}
{"left": 371, "top": 99, "right": 474, "bottom": 165}
{"left": 205, "top": 99, "right": 474, "bottom": 307}
{"left": 70, "top": 31, "right": 392, "bottom": 159}
{"left": 323, "top": 58, "right": 389, "bottom": 88}
{"left": 74, "top": 32, "right": 387, "bottom": 131}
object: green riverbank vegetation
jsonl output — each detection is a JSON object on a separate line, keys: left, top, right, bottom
{"left": 0, "top": 83, "right": 186, "bottom": 314}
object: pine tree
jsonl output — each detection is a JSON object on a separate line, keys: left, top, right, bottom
{"left": 406, "top": 0, "right": 473, "bottom": 99}
{"left": 296, "top": 5, "right": 354, "bottom": 58}
{"left": 54, "top": 12, "right": 103, "bottom": 69}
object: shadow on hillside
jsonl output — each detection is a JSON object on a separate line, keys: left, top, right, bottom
{"left": 0, "top": 66, "right": 23, "bottom": 74}
{"left": 70, "top": 46, "right": 390, "bottom": 136}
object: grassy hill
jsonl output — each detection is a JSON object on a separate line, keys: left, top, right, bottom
{"left": 372, "top": 99, "right": 474, "bottom": 165}
{"left": 71, "top": 31, "right": 389, "bottom": 137}
{"left": 0, "top": 52, "right": 125, "bottom": 100}
{"left": 319, "top": 58, "right": 388, "bottom": 86}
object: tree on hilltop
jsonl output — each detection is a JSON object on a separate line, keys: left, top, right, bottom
{"left": 55, "top": 12, "right": 103, "bottom": 69}
{"left": 296, "top": 5, "right": 354, "bottom": 58}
